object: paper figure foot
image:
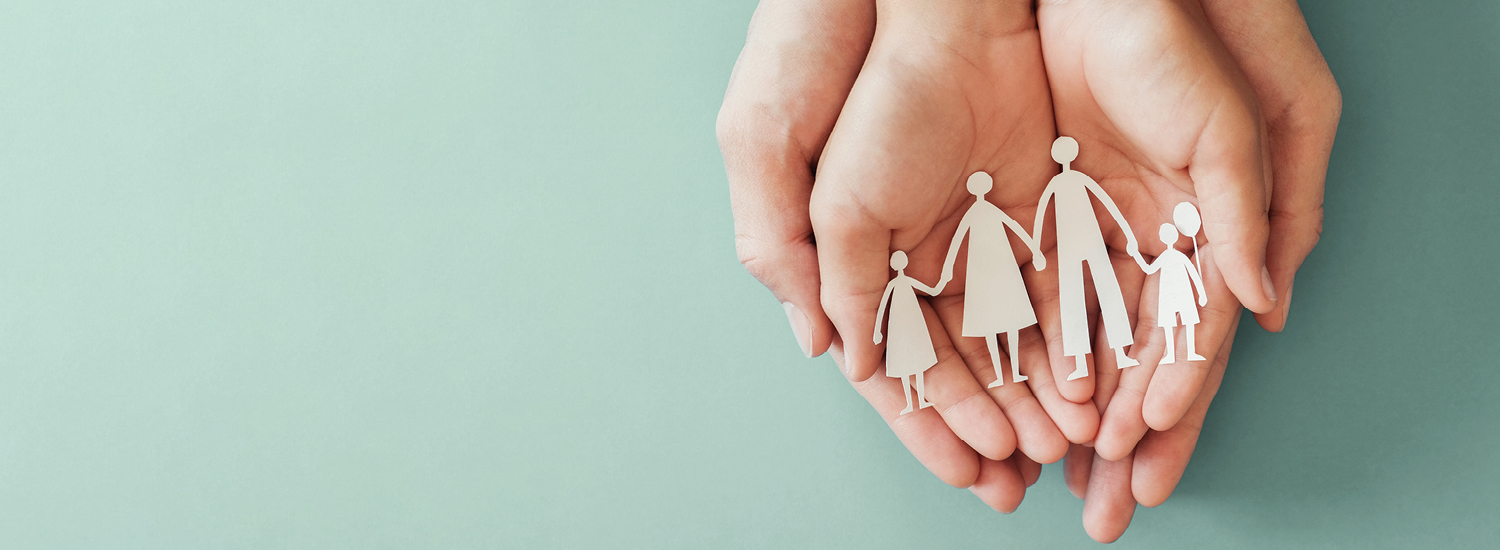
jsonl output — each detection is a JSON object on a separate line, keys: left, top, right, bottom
{"left": 987, "top": 379, "right": 1004, "bottom": 389}
{"left": 1115, "top": 347, "right": 1139, "bottom": 369}
{"left": 899, "top": 403, "right": 914, "bottom": 415}
{"left": 1189, "top": 353, "right": 1207, "bottom": 362}
{"left": 1066, "top": 354, "right": 1089, "bottom": 381}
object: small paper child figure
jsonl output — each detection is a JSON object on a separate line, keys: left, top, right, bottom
{"left": 1033, "top": 137, "right": 1142, "bottom": 379}
{"left": 874, "top": 251, "right": 940, "bottom": 414}
{"left": 935, "top": 171, "right": 1047, "bottom": 388}
{"left": 1135, "top": 206, "right": 1209, "bottom": 364}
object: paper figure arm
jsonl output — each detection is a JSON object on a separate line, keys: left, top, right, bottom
{"left": 999, "top": 212, "right": 1047, "bottom": 271}
{"left": 873, "top": 279, "right": 898, "bottom": 344}
{"left": 1030, "top": 180, "right": 1057, "bottom": 265}
{"left": 1082, "top": 175, "right": 1140, "bottom": 257}
{"left": 910, "top": 278, "right": 941, "bottom": 297}
{"left": 935, "top": 211, "right": 974, "bottom": 293}
{"left": 1135, "top": 252, "right": 1156, "bottom": 274}
{"left": 1185, "top": 257, "right": 1208, "bottom": 307}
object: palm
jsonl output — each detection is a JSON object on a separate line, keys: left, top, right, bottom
{"left": 811, "top": 11, "right": 1099, "bottom": 488}
{"left": 815, "top": 32, "right": 1055, "bottom": 275}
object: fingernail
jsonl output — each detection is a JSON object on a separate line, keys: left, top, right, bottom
{"left": 1260, "top": 266, "right": 1278, "bottom": 303}
{"left": 782, "top": 302, "right": 812, "bottom": 358}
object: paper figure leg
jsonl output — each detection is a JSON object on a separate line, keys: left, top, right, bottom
{"left": 916, "top": 371, "right": 934, "bottom": 409}
{"left": 1007, "top": 330, "right": 1027, "bottom": 383}
{"left": 1086, "top": 256, "right": 1138, "bottom": 368}
{"left": 1059, "top": 258, "right": 1091, "bottom": 380}
{"left": 1058, "top": 258, "right": 1091, "bottom": 357}
{"left": 985, "top": 335, "right": 1005, "bottom": 388}
{"left": 1068, "top": 354, "right": 1088, "bottom": 381}
{"left": 1162, "top": 326, "right": 1176, "bottom": 364}
{"left": 1187, "top": 323, "right": 1206, "bottom": 361}
{"left": 900, "top": 376, "right": 915, "bottom": 415}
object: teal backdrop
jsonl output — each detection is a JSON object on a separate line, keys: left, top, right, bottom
{"left": 0, "top": 1, "right": 1495, "bottom": 547}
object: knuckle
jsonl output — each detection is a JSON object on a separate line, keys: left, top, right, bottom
{"left": 734, "top": 235, "right": 779, "bottom": 283}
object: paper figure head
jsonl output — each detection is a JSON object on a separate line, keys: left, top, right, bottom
{"left": 966, "top": 171, "right": 993, "bottom": 196}
{"left": 890, "top": 251, "right": 908, "bottom": 271}
{"left": 1173, "top": 202, "right": 1201, "bottom": 237}
{"left": 1051, "top": 136, "right": 1079, "bottom": 165}
{"left": 1159, "top": 223, "right": 1180, "bottom": 245}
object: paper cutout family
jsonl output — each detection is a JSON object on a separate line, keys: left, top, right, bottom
{"left": 874, "top": 137, "right": 1209, "bottom": 415}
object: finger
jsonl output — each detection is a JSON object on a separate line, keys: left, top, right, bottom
{"left": 718, "top": 0, "right": 875, "bottom": 358}
{"left": 1024, "top": 247, "right": 1095, "bottom": 403}
{"left": 1094, "top": 252, "right": 1156, "bottom": 460}
{"left": 1081, "top": 450, "right": 1138, "bottom": 544}
{"left": 831, "top": 338, "right": 981, "bottom": 488}
{"left": 1199, "top": 0, "right": 1340, "bottom": 332}
{"left": 1016, "top": 324, "right": 1100, "bottom": 445}
{"left": 1064, "top": 443, "right": 1093, "bottom": 500}
{"left": 1134, "top": 314, "right": 1237, "bottom": 507}
{"left": 1142, "top": 244, "right": 1240, "bottom": 431}
{"left": 918, "top": 298, "right": 1017, "bottom": 461}
{"left": 932, "top": 295, "right": 1067, "bottom": 464}
{"left": 1017, "top": 453, "right": 1042, "bottom": 487}
{"left": 969, "top": 456, "right": 1028, "bottom": 514}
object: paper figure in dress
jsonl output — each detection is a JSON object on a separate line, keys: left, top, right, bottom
{"left": 1032, "top": 137, "right": 1141, "bottom": 380}
{"left": 1134, "top": 203, "right": 1208, "bottom": 363}
{"left": 933, "top": 171, "right": 1047, "bottom": 388}
{"left": 874, "top": 251, "right": 940, "bottom": 415}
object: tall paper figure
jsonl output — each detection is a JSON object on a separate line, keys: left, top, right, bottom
{"left": 874, "top": 251, "right": 940, "bottom": 414}
{"left": 934, "top": 172, "right": 1047, "bottom": 388}
{"left": 1033, "top": 137, "right": 1141, "bottom": 380}
{"left": 1135, "top": 204, "right": 1209, "bottom": 363}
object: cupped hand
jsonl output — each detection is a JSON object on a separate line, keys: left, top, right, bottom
{"left": 1035, "top": 0, "right": 1339, "bottom": 462}
{"left": 808, "top": 0, "right": 1098, "bottom": 486}
{"left": 719, "top": 0, "right": 1082, "bottom": 510}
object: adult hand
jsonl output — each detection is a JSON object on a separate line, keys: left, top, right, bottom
{"left": 719, "top": 0, "right": 1090, "bottom": 509}
{"left": 1065, "top": 313, "right": 1238, "bottom": 543}
{"left": 1034, "top": 0, "right": 1335, "bottom": 460}
{"left": 808, "top": 0, "right": 1097, "bottom": 486}
{"left": 718, "top": 0, "right": 873, "bottom": 361}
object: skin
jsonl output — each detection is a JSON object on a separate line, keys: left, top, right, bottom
{"left": 718, "top": 0, "right": 1339, "bottom": 541}
{"left": 1063, "top": 0, "right": 1339, "bottom": 541}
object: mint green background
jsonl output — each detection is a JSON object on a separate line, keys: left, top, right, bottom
{"left": 0, "top": 1, "right": 1494, "bottom": 547}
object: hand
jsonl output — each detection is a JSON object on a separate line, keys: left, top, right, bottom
{"left": 718, "top": 0, "right": 872, "bottom": 360}
{"left": 1045, "top": 0, "right": 1339, "bottom": 539}
{"left": 873, "top": 332, "right": 882, "bottom": 345}
{"left": 1125, "top": 239, "right": 1139, "bottom": 259}
{"left": 1032, "top": 253, "right": 1046, "bottom": 271}
{"left": 1066, "top": 313, "right": 1238, "bottom": 543}
{"left": 809, "top": 0, "right": 1096, "bottom": 486}
{"left": 1198, "top": 0, "right": 1342, "bottom": 332}
{"left": 721, "top": 0, "right": 1089, "bottom": 511}
{"left": 1040, "top": 0, "right": 1339, "bottom": 459}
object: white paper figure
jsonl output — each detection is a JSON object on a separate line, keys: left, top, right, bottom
{"left": 874, "top": 251, "right": 940, "bottom": 414}
{"left": 1135, "top": 217, "right": 1208, "bottom": 364}
{"left": 1033, "top": 137, "right": 1141, "bottom": 380}
{"left": 934, "top": 172, "right": 1047, "bottom": 388}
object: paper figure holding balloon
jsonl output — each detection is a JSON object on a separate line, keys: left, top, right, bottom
{"left": 874, "top": 251, "right": 940, "bottom": 414}
{"left": 934, "top": 171, "right": 1046, "bottom": 388}
{"left": 1135, "top": 203, "right": 1209, "bottom": 363}
{"left": 1033, "top": 137, "right": 1141, "bottom": 379}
